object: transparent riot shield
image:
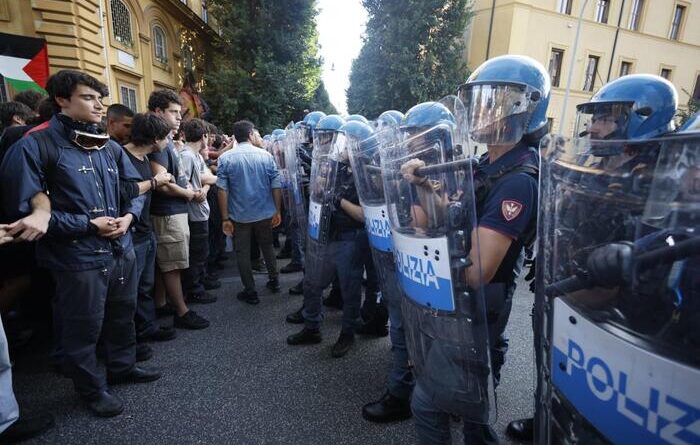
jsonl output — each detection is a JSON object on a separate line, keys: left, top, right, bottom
{"left": 284, "top": 125, "right": 308, "bottom": 235}
{"left": 347, "top": 125, "right": 403, "bottom": 307}
{"left": 536, "top": 134, "right": 700, "bottom": 445}
{"left": 303, "top": 128, "right": 340, "bottom": 286}
{"left": 379, "top": 97, "right": 496, "bottom": 423}
{"left": 272, "top": 132, "right": 290, "bottom": 208}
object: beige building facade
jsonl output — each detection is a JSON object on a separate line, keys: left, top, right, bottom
{"left": 0, "top": 0, "right": 219, "bottom": 111}
{"left": 465, "top": 0, "right": 700, "bottom": 135}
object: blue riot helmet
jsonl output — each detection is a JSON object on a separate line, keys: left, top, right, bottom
{"left": 376, "top": 110, "right": 404, "bottom": 130}
{"left": 346, "top": 114, "right": 369, "bottom": 125}
{"left": 381, "top": 110, "right": 404, "bottom": 125}
{"left": 314, "top": 114, "right": 346, "bottom": 148}
{"left": 400, "top": 101, "right": 460, "bottom": 171}
{"left": 300, "top": 111, "right": 327, "bottom": 143}
{"left": 402, "top": 101, "right": 455, "bottom": 130}
{"left": 336, "top": 120, "right": 375, "bottom": 163}
{"left": 271, "top": 128, "right": 286, "bottom": 138}
{"left": 458, "top": 55, "right": 550, "bottom": 145}
{"left": 574, "top": 74, "right": 678, "bottom": 151}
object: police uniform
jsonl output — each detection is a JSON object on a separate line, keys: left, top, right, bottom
{"left": 412, "top": 141, "right": 539, "bottom": 444}
{"left": 302, "top": 164, "right": 366, "bottom": 336}
{"left": 0, "top": 115, "right": 144, "bottom": 399}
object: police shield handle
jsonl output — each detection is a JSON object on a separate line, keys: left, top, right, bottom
{"left": 546, "top": 236, "right": 700, "bottom": 296}
{"left": 365, "top": 158, "right": 476, "bottom": 179}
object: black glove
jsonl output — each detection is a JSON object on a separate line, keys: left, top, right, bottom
{"left": 586, "top": 242, "right": 634, "bottom": 288}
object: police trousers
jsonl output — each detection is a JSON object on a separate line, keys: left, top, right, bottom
{"left": 50, "top": 249, "right": 138, "bottom": 397}
{"left": 302, "top": 229, "right": 367, "bottom": 335}
{"left": 412, "top": 282, "right": 515, "bottom": 445}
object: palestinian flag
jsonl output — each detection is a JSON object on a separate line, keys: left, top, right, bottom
{"left": 0, "top": 32, "right": 49, "bottom": 93}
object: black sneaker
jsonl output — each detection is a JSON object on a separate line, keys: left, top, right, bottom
{"left": 202, "top": 277, "right": 221, "bottom": 290}
{"left": 155, "top": 304, "right": 176, "bottom": 318}
{"left": 0, "top": 411, "right": 54, "bottom": 443}
{"left": 285, "top": 307, "right": 304, "bottom": 324}
{"left": 362, "top": 391, "right": 412, "bottom": 423}
{"left": 289, "top": 281, "right": 304, "bottom": 295}
{"left": 237, "top": 290, "right": 260, "bottom": 305}
{"left": 188, "top": 292, "right": 218, "bottom": 305}
{"left": 174, "top": 310, "right": 210, "bottom": 330}
{"left": 136, "top": 343, "right": 153, "bottom": 362}
{"left": 280, "top": 262, "right": 303, "bottom": 273}
{"left": 266, "top": 279, "right": 281, "bottom": 293}
{"left": 506, "top": 417, "right": 534, "bottom": 441}
{"left": 286, "top": 327, "right": 322, "bottom": 345}
{"left": 138, "top": 326, "right": 177, "bottom": 343}
{"left": 82, "top": 391, "right": 124, "bottom": 418}
{"left": 331, "top": 332, "right": 355, "bottom": 358}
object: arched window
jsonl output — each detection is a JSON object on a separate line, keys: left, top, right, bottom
{"left": 153, "top": 25, "right": 168, "bottom": 63}
{"left": 110, "top": 0, "right": 133, "bottom": 47}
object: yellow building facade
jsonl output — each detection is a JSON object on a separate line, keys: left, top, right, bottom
{"left": 0, "top": 0, "right": 219, "bottom": 111}
{"left": 465, "top": 0, "right": 700, "bottom": 135}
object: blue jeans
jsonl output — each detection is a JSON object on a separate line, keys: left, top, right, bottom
{"left": 288, "top": 219, "right": 305, "bottom": 267}
{"left": 0, "top": 315, "right": 18, "bottom": 434}
{"left": 302, "top": 229, "right": 366, "bottom": 334}
{"left": 133, "top": 233, "right": 158, "bottom": 338}
{"left": 387, "top": 291, "right": 414, "bottom": 400}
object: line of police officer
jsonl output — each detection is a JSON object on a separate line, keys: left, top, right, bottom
{"left": 264, "top": 54, "right": 699, "bottom": 444}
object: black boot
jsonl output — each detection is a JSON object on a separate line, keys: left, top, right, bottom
{"left": 506, "top": 417, "right": 534, "bottom": 441}
{"left": 287, "top": 327, "right": 322, "bottom": 345}
{"left": 285, "top": 307, "right": 304, "bottom": 324}
{"left": 362, "top": 391, "right": 412, "bottom": 423}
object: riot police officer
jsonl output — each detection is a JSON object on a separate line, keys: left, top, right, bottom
{"left": 399, "top": 55, "right": 551, "bottom": 444}
{"left": 532, "top": 77, "right": 698, "bottom": 445}
{"left": 288, "top": 111, "right": 326, "bottom": 296}
{"left": 510, "top": 73, "right": 680, "bottom": 441}
{"left": 286, "top": 114, "right": 370, "bottom": 358}
{"left": 0, "top": 70, "right": 160, "bottom": 417}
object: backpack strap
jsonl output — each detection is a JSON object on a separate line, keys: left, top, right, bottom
{"left": 32, "top": 129, "right": 60, "bottom": 191}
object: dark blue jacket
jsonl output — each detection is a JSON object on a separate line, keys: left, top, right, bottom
{"left": 0, "top": 115, "right": 144, "bottom": 271}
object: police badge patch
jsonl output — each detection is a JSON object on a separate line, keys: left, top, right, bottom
{"left": 501, "top": 200, "right": 523, "bottom": 221}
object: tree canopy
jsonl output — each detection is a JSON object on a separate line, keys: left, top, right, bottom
{"left": 204, "top": 0, "right": 336, "bottom": 134}
{"left": 346, "top": 0, "right": 472, "bottom": 118}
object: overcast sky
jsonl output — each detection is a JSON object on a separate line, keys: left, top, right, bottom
{"left": 316, "top": 0, "right": 368, "bottom": 115}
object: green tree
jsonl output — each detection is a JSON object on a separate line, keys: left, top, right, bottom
{"left": 204, "top": 0, "right": 334, "bottom": 133}
{"left": 347, "top": 0, "right": 472, "bottom": 118}
{"left": 676, "top": 90, "right": 699, "bottom": 127}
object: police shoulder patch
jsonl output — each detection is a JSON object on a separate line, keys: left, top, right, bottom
{"left": 501, "top": 199, "right": 523, "bottom": 222}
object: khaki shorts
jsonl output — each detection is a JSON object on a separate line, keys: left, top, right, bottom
{"left": 152, "top": 213, "right": 190, "bottom": 272}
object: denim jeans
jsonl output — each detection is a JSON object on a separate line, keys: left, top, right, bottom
{"left": 133, "top": 232, "right": 157, "bottom": 337}
{"left": 302, "top": 229, "right": 367, "bottom": 335}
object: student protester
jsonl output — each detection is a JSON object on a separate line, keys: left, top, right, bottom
{"left": 121, "top": 113, "right": 178, "bottom": 344}
{"left": 106, "top": 104, "right": 134, "bottom": 146}
{"left": 0, "top": 69, "right": 159, "bottom": 417}
{"left": 147, "top": 90, "right": 210, "bottom": 329}
{"left": 179, "top": 118, "right": 218, "bottom": 304}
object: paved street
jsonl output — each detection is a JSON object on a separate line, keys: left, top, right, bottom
{"left": 11, "top": 248, "right": 535, "bottom": 444}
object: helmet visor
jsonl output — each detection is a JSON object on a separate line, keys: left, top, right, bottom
{"left": 459, "top": 83, "right": 540, "bottom": 145}
{"left": 574, "top": 102, "right": 634, "bottom": 141}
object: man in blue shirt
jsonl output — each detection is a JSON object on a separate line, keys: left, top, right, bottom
{"left": 217, "top": 120, "right": 282, "bottom": 304}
